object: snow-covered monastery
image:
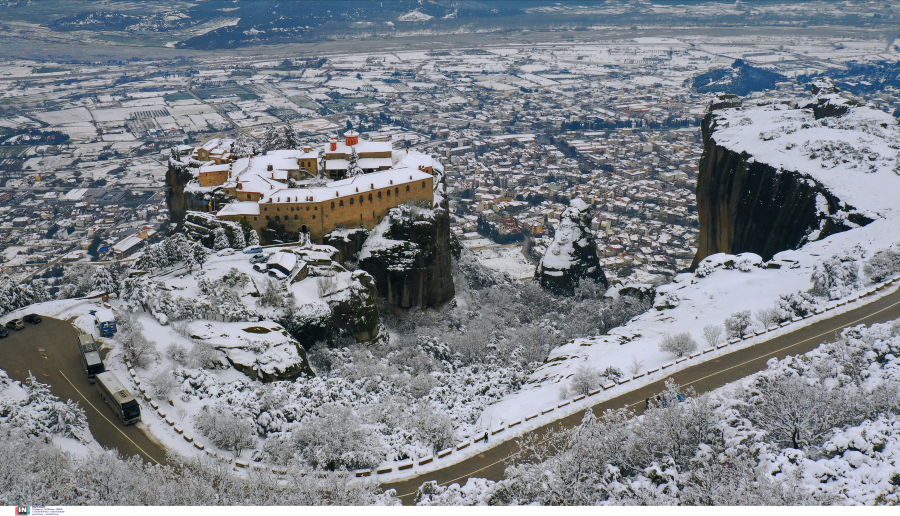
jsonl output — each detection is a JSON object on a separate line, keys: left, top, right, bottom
{"left": 199, "top": 130, "right": 443, "bottom": 242}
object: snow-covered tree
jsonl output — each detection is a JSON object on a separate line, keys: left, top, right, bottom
{"left": 232, "top": 130, "right": 255, "bottom": 157}
{"left": 282, "top": 124, "right": 298, "bottom": 150}
{"left": 231, "top": 225, "right": 246, "bottom": 249}
{"left": 810, "top": 247, "right": 863, "bottom": 300}
{"left": 658, "top": 331, "right": 697, "bottom": 357}
{"left": 702, "top": 324, "right": 724, "bottom": 347}
{"left": 261, "top": 125, "right": 278, "bottom": 152}
{"left": 212, "top": 227, "right": 229, "bottom": 250}
{"left": 289, "top": 404, "right": 383, "bottom": 471}
{"left": 412, "top": 403, "right": 455, "bottom": 454}
{"left": 347, "top": 148, "right": 363, "bottom": 177}
{"left": 195, "top": 405, "right": 256, "bottom": 458}
{"left": 116, "top": 316, "right": 159, "bottom": 369}
{"left": 565, "top": 365, "right": 600, "bottom": 396}
{"left": 148, "top": 369, "right": 178, "bottom": 398}
{"left": 248, "top": 229, "right": 260, "bottom": 247}
{"left": 756, "top": 307, "right": 779, "bottom": 329}
{"left": 724, "top": 310, "right": 752, "bottom": 337}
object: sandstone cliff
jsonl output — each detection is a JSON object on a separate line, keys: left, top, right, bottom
{"left": 166, "top": 155, "right": 214, "bottom": 224}
{"left": 354, "top": 204, "right": 456, "bottom": 309}
{"left": 692, "top": 85, "right": 880, "bottom": 267}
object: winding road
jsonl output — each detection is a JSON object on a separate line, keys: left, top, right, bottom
{"left": 382, "top": 282, "right": 900, "bottom": 504}
{"left": 0, "top": 317, "right": 168, "bottom": 465}
{"left": 1, "top": 282, "right": 899, "bottom": 499}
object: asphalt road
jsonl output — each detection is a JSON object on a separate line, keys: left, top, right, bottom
{"left": 383, "top": 283, "right": 900, "bottom": 504}
{"left": 0, "top": 316, "right": 168, "bottom": 465}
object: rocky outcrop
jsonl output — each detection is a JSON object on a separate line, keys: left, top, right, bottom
{"left": 692, "top": 89, "right": 873, "bottom": 267}
{"left": 537, "top": 199, "right": 607, "bottom": 296}
{"left": 357, "top": 204, "right": 456, "bottom": 309}
{"left": 320, "top": 270, "right": 382, "bottom": 342}
{"left": 166, "top": 156, "right": 209, "bottom": 224}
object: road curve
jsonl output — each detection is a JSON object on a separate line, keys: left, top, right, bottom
{"left": 383, "top": 284, "right": 900, "bottom": 504}
{"left": 0, "top": 317, "right": 168, "bottom": 465}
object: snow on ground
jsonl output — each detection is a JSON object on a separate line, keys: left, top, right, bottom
{"left": 476, "top": 95, "right": 900, "bottom": 433}
{"left": 470, "top": 245, "right": 535, "bottom": 280}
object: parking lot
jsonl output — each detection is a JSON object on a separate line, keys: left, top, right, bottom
{"left": 0, "top": 316, "right": 168, "bottom": 464}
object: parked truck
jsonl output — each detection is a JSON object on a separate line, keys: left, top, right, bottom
{"left": 77, "top": 333, "right": 105, "bottom": 383}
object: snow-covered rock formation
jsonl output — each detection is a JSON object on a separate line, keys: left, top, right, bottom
{"left": 537, "top": 198, "right": 607, "bottom": 295}
{"left": 694, "top": 79, "right": 898, "bottom": 265}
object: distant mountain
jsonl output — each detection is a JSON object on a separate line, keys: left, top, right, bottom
{"left": 691, "top": 59, "right": 785, "bottom": 96}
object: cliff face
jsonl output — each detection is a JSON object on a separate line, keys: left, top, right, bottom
{"left": 356, "top": 204, "right": 456, "bottom": 309}
{"left": 166, "top": 157, "right": 210, "bottom": 224}
{"left": 693, "top": 88, "right": 876, "bottom": 267}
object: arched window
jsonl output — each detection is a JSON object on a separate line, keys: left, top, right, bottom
{"left": 422, "top": 182, "right": 426, "bottom": 188}
{"left": 294, "top": 215, "right": 298, "bottom": 220}
{"left": 406, "top": 185, "right": 410, "bottom": 192}
{"left": 312, "top": 215, "right": 316, "bottom": 220}
{"left": 246, "top": 194, "right": 251, "bottom": 200}
{"left": 339, "top": 200, "right": 344, "bottom": 207}
{"left": 387, "top": 189, "right": 390, "bottom": 197}
{"left": 350, "top": 197, "right": 354, "bottom": 205}
{"left": 359, "top": 196, "right": 363, "bottom": 204}
{"left": 275, "top": 215, "right": 280, "bottom": 221}
{"left": 378, "top": 191, "right": 382, "bottom": 199}
{"left": 395, "top": 187, "right": 399, "bottom": 196}
{"left": 369, "top": 194, "right": 373, "bottom": 201}
{"left": 331, "top": 202, "right": 335, "bottom": 209}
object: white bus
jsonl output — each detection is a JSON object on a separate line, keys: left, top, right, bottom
{"left": 94, "top": 371, "right": 141, "bottom": 425}
{"left": 78, "top": 334, "right": 104, "bottom": 383}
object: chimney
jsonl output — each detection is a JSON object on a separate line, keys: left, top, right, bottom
{"left": 329, "top": 134, "right": 338, "bottom": 152}
{"left": 267, "top": 163, "right": 273, "bottom": 171}
{"left": 303, "top": 146, "right": 312, "bottom": 153}
{"left": 345, "top": 130, "right": 359, "bottom": 147}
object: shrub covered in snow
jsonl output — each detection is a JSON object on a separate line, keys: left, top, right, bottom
{"left": 863, "top": 247, "right": 900, "bottom": 283}
{"left": 430, "top": 318, "right": 900, "bottom": 505}
{"left": 195, "top": 405, "right": 256, "bottom": 458}
{"left": 0, "top": 429, "right": 396, "bottom": 506}
{"left": 0, "top": 372, "right": 89, "bottom": 442}
{"left": 658, "top": 332, "right": 698, "bottom": 358}
{"left": 724, "top": 310, "right": 753, "bottom": 338}
{"left": 809, "top": 246, "right": 864, "bottom": 300}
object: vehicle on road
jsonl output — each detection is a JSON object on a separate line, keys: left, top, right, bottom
{"left": 6, "top": 319, "right": 24, "bottom": 331}
{"left": 94, "top": 308, "right": 117, "bottom": 337}
{"left": 0, "top": 326, "right": 8, "bottom": 338}
{"left": 78, "top": 333, "right": 105, "bottom": 383}
{"left": 243, "top": 245, "right": 263, "bottom": 254}
{"left": 216, "top": 248, "right": 236, "bottom": 256}
{"left": 95, "top": 371, "right": 141, "bottom": 425}
{"left": 23, "top": 314, "right": 42, "bottom": 324}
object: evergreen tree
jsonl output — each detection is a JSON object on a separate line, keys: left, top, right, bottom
{"left": 232, "top": 131, "right": 255, "bottom": 157}
{"left": 282, "top": 124, "right": 298, "bottom": 150}
{"left": 212, "top": 227, "right": 229, "bottom": 250}
{"left": 232, "top": 225, "right": 246, "bottom": 249}
{"left": 347, "top": 148, "right": 363, "bottom": 177}
{"left": 249, "top": 229, "right": 260, "bottom": 247}
{"left": 262, "top": 126, "right": 278, "bottom": 153}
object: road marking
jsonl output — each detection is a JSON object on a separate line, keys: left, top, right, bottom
{"left": 59, "top": 370, "right": 159, "bottom": 465}
{"left": 394, "top": 290, "right": 900, "bottom": 500}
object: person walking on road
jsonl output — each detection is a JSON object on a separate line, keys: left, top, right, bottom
{"left": 484, "top": 431, "right": 489, "bottom": 444}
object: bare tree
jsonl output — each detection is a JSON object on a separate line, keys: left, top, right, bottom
{"left": 569, "top": 365, "right": 601, "bottom": 396}
{"left": 755, "top": 307, "right": 779, "bottom": 330}
{"left": 628, "top": 356, "right": 644, "bottom": 376}
{"left": 195, "top": 405, "right": 256, "bottom": 458}
{"left": 658, "top": 332, "right": 698, "bottom": 358}
{"left": 702, "top": 324, "right": 724, "bottom": 348}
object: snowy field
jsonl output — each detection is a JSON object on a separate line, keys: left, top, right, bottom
{"left": 468, "top": 245, "right": 535, "bottom": 280}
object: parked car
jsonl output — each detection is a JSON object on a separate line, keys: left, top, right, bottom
{"left": 23, "top": 314, "right": 42, "bottom": 324}
{"left": 252, "top": 263, "right": 268, "bottom": 273}
{"left": 0, "top": 326, "right": 8, "bottom": 338}
{"left": 6, "top": 319, "right": 25, "bottom": 331}
{"left": 216, "top": 248, "right": 236, "bottom": 256}
{"left": 243, "top": 245, "right": 263, "bottom": 254}
{"left": 249, "top": 253, "right": 269, "bottom": 264}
